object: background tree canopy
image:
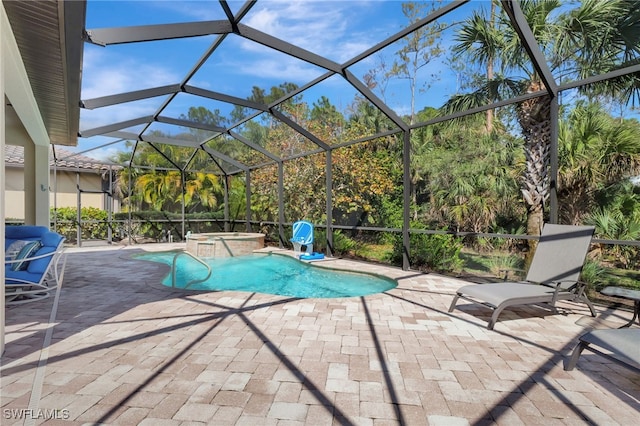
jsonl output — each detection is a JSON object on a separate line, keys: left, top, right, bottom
{"left": 106, "top": 0, "right": 640, "bottom": 272}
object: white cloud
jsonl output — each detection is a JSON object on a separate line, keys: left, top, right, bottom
{"left": 66, "top": 136, "right": 133, "bottom": 163}
{"left": 238, "top": 57, "right": 325, "bottom": 81}
{"left": 80, "top": 102, "right": 161, "bottom": 132}
{"left": 81, "top": 48, "right": 179, "bottom": 99}
{"left": 242, "top": 1, "right": 376, "bottom": 63}
{"left": 78, "top": 0, "right": 413, "bottom": 142}
{"left": 80, "top": 47, "right": 181, "bottom": 131}
{"left": 83, "top": 145, "right": 122, "bottom": 162}
{"left": 150, "top": 0, "right": 227, "bottom": 21}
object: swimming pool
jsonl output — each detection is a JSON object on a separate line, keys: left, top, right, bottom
{"left": 135, "top": 252, "right": 397, "bottom": 298}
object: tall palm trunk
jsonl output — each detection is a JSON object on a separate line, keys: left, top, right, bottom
{"left": 516, "top": 81, "right": 551, "bottom": 260}
{"left": 485, "top": 0, "right": 496, "bottom": 134}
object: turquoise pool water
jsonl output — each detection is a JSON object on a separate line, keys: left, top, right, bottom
{"left": 135, "top": 252, "right": 397, "bottom": 298}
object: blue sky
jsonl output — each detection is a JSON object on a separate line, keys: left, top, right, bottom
{"left": 77, "top": 0, "right": 487, "bottom": 159}
{"left": 70, "top": 0, "right": 640, "bottom": 163}
{"left": 81, "top": 1, "right": 415, "bottom": 105}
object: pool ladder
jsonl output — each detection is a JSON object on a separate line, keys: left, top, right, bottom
{"left": 171, "top": 251, "right": 212, "bottom": 289}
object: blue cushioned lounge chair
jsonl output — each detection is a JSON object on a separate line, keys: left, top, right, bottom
{"left": 5, "top": 225, "right": 66, "bottom": 305}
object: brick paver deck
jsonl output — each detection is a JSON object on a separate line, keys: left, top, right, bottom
{"left": 2, "top": 244, "right": 639, "bottom": 425}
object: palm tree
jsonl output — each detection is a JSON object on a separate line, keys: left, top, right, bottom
{"left": 111, "top": 140, "right": 223, "bottom": 213}
{"left": 422, "top": 114, "right": 523, "bottom": 232}
{"left": 135, "top": 171, "right": 182, "bottom": 211}
{"left": 446, "top": 0, "right": 640, "bottom": 241}
{"left": 558, "top": 101, "right": 640, "bottom": 223}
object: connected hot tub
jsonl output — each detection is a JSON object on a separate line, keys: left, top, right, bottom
{"left": 185, "top": 232, "right": 265, "bottom": 258}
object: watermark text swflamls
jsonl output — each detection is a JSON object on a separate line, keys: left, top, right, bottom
{"left": 3, "top": 408, "right": 71, "bottom": 420}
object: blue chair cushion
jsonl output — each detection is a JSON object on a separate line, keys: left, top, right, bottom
{"left": 27, "top": 246, "right": 56, "bottom": 275}
{"left": 11, "top": 241, "right": 42, "bottom": 271}
{"left": 5, "top": 225, "right": 48, "bottom": 240}
{"left": 5, "top": 268, "right": 44, "bottom": 284}
{"left": 41, "top": 231, "right": 64, "bottom": 248}
{"left": 5, "top": 226, "right": 49, "bottom": 251}
{"left": 26, "top": 232, "right": 64, "bottom": 275}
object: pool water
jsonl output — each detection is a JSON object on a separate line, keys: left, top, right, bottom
{"left": 135, "top": 252, "right": 397, "bottom": 298}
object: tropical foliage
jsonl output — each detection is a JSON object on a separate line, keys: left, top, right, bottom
{"left": 558, "top": 101, "right": 640, "bottom": 224}
{"left": 102, "top": 1, "right": 640, "bottom": 274}
{"left": 111, "top": 131, "right": 223, "bottom": 214}
{"left": 446, "top": 0, "right": 640, "bottom": 242}
{"left": 51, "top": 207, "right": 108, "bottom": 243}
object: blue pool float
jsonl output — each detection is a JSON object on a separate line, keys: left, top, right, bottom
{"left": 299, "top": 252, "right": 325, "bottom": 261}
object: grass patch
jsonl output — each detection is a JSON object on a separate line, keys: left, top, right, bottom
{"left": 353, "top": 243, "right": 392, "bottom": 263}
{"left": 598, "top": 267, "right": 640, "bottom": 290}
{"left": 347, "top": 241, "right": 640, "bottom": 297}
{"left": 459, "top": 249, "right": 525, "bottom": 281}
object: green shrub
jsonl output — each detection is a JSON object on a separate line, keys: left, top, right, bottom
{"left": 305, "top": 229, "right": 358, "bottom": 255}
{"left": 329, "top": 230, "right": 359, "bottom": 255}
{"left": 580, "top": 260, "right": 607, "bottom": 292}
{"left": 586, "top": 207, "right": 640, "bottom": 268}
{"left": 112, "top": 210, "right": 226, "bottom": 241}
{"left": 51, "top": 207, "right": 108, "bottom": 242}
{"left": 390, "top": 227, "right": 463, "bottom": 273}
{"left": 486, "top": 254, "right": 524, "bottom": 280}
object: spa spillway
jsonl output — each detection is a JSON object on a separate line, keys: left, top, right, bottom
{"left": 185, "top": 232, "right": 265, "bottom": 258}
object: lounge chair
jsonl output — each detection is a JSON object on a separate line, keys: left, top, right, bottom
{"left": 448, "top": 224, "right": 597, "bottom": 330}
{"left": 290, "top": 220, "right": 314, "bottom": 254}
{"left": 565, "top": 328, "right": 640, "bottom": 374}
{"left": 5, "top": 225, "right": 66, "bottom": 305}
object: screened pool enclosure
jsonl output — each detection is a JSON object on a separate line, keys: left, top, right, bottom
{"left": 15, "top": 0, "right": 640, "bottom": 270}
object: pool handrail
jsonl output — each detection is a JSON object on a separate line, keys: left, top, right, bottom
{"left": 171, "top": 251, "right": 212, "bottom": 289}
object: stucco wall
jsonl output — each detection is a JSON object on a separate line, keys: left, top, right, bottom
{"left": 4, "top": 166, "right": 111, "bottom": 220}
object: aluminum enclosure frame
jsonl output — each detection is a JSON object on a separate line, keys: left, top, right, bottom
{"left": 62, "top": 1, "right": 640, "bottom": 269}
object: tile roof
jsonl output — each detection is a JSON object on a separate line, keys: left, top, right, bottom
{"left": 4, "top": 145, "right": 118, "bottom": 171}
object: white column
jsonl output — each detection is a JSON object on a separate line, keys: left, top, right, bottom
{"left": 1, "top": 2, "right": 7, "bottom": 355}
{"left": 2, "top": 1, "right": 51, "bottom": 354}
{"left": 35, "top": 144, "right": 50, "bottom": 226}
{"left": 21, "top": 124, "right": 50, "bottom": 226}
{"left": 23, "top": 139, "right": 35, "bottom": 224}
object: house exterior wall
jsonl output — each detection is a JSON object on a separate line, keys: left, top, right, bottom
{"left": 4, "top": 166, "right": 113, "bottom": 220}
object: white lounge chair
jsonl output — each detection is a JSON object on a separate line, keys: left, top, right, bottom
{"left": 448, "top": 224, "right": 597, "bottom": 329}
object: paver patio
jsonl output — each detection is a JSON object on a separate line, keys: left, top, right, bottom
{"left": 2, "top": 244, "right": 639, "bottom": 425}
